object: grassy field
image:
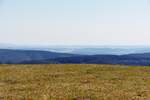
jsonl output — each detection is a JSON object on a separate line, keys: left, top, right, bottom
{"left": 0, "top": 64, "right": 150, "bottom": 100}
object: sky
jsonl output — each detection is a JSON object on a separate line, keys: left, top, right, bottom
{"left": 0, "top": 0, "right": 150, "bottom": 46}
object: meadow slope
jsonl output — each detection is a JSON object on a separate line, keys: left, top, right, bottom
{"left": 0, "top": 64, "right": 150, "bottom": 100}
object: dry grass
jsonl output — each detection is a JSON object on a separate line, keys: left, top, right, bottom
{"left": 0, "top": 64, "right": 150, "bottom": 100}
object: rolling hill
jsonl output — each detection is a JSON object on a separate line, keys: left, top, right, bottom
{"left": 0, "top": 49, "right": 150, "bottom": 66}
{"left": 0, "top": 49, "right": 77, "bottom": 64}
{"left": 40, "top": 54, "right": 150, "bottom": 66}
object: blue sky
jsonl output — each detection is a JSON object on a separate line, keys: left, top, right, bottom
{"left": 0, "top": 0, "right": 150, "bottom": 45}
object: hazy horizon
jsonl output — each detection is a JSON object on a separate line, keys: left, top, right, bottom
{"left": 1, "top": 0, "right": 150, "bottom": 45}
{"left": 1, "top": 43, "right": 150, "bottom": 48}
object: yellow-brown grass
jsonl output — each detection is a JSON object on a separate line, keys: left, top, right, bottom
{"left": 0, "top": 64, "right": 150, "bottom": 100}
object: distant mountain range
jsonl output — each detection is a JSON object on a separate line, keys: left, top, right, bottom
{"left": 0, "top": 49, "right": 150, "bottom": 66}
{"left": 1, "top": 44, "right": 150, "bottom": 55}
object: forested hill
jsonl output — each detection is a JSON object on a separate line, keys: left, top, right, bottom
{"left": 0, "top": 49, "right": 76, "bottom": 64}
